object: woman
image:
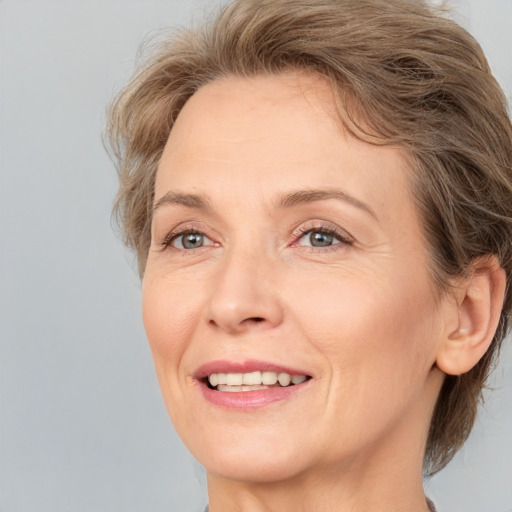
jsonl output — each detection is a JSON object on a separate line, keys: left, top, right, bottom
{"left": 106, "top": 1, "right": 512, "bottom": 510}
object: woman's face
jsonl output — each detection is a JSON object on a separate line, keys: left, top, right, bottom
{"left": 143, "top": 73, "right": 448, "bottom": 483}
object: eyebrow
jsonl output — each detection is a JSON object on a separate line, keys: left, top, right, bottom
{"left": 152, "top": 188, "right": 377, "bottom": 220}
{"left": 152, "top": 192, "right": 211, "bottom": 213}
{"left": 277, "top": 189, "right": 378, "bottom": 220}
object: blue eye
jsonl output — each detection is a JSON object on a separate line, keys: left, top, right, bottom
{"left": 307, "top": 231, "right": 336, "bottom": 247}
{"left": 297, "top": 228, "right": 345, "bottom": 248}
{"left": 170, "top": 232, "right": 213, "bottom": 249}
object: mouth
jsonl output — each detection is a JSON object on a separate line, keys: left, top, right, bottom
{"left": 205, "top": 371, "right": 311, "bottom": 392}
{"left": 195, "top": 361, "right": 313, "bottom": 408}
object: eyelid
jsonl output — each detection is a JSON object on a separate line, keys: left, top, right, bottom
{"left": 159, "top": 224, "right": 216, "bottom": 251}
{"left": 156, "top": 220, "right": 353, "bottom": 252}
{"left": 173, "top": 231, "right": 214, "bottom": 250}
{"left": 290, "top": 222, "right": 354, "bottom": 250}
{"left": 292, "top": 222, "right": 353, "bottom": 242}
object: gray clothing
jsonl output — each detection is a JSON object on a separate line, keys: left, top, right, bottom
{"left": 204, "top": 498, "right": 437, "bottom": 511}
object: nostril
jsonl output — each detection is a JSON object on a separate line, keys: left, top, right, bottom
{"left": 208, "top": 316, "right": 266, "bottom": 331}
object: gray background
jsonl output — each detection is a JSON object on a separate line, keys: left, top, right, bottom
{"left": 1, "top": 1, "right": 511, "bottom": 511}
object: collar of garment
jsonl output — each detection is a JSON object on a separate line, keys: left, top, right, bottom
{"left": 204, "top": 499, "right": 437, "bottom": 512}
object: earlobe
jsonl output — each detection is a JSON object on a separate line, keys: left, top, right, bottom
{"left": 436, "top": 256, "right": 506, "bottom": 376}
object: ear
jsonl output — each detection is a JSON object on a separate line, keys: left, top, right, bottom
{"left": 436, "top": 256, "right": 506, "bottom": 376}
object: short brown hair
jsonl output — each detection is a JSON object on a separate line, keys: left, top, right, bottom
{"left": 106, "top": 0, "right": 512, "bottom": 475}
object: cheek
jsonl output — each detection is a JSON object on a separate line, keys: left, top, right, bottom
{"left": 287, "top": 265, "right": 438, "bottom": 377}
{"left": 289, "top": 268, "right": 440, "bottom": 443}
{"left": 141, "top": 274, "right": 206, "bottom": 430}
{"left": 141, "top": 274, "right": 201, "bottom": 366}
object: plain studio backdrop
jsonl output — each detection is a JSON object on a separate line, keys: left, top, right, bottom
{"left": 1, "top": 1, "right": 511, "bottom": 511}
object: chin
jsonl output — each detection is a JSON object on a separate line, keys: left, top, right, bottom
{"left": 181, "top": 423, "right": 315, "bottom": 484}
{"left": 203, "top": 449, "right": 311, "bottom": 484}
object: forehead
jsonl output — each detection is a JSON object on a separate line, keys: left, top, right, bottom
{"left": 159, "top": 73, "right": 345, "bottom": 171}
{"left": 155, "top": 72, "right": 415, "bottom": 225}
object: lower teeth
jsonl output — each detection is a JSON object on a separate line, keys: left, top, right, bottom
{"left": 216, "top": 384, "right": 269, "bottom": 392}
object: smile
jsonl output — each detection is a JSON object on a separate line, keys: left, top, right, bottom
{"left": 195, "top": 361, "right": 313, "bottom": 408}
{"left": 207, "top": 371, "right": 309, "bottom": 391}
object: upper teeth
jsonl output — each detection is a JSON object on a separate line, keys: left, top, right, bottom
{"left": 208, "top": 371, "right": 307, "bottom": 388}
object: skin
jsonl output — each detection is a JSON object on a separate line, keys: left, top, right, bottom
{"left": 142, "top": 72, "right": 457, "bottom": 512}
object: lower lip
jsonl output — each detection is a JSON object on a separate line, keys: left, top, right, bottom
{"left": 198, "top": 381, "right": 310, "bottom": 409}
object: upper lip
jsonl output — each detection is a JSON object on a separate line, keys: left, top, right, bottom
{"left": 194, "top": 360, "right": 312, "bottom": 380}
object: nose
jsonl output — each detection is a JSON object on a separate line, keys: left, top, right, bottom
{"left": 205, "top": 245, "right": 284, "bottom": 335}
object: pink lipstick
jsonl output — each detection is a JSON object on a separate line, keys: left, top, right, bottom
{"left": 194, "top": 359, "right": 312, "bottom": 409}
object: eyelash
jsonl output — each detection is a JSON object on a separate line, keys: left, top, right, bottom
{"left": 160, "top": 224, "right": 353, "bottom": 252}
{"left": 292, "top": 224, "right": 353, "bottom": 250}
{"left": 160, "top": 225, "right": 208, "bottom": 250}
